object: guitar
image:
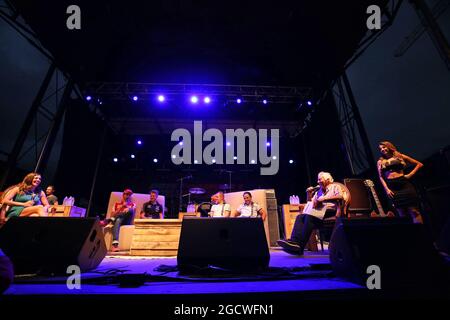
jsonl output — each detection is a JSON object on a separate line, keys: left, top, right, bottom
{"left": 364, "top": 179, "right": 394, "bottom": 218}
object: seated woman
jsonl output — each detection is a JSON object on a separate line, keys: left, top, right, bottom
{"left": 277, "top": 172, "right": 344, "bottom": 256}
{"left": 2, "top": 172, "right": 49, "bottom": 218}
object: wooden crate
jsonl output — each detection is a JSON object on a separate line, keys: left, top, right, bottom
{"left": 48, "top": 205, "right": 86, "bottom": 218}
{"left": 282, "top": 204, "right": 318, "bottom": 251}
{"left": 130, "top": 219, "right": 182, "bottom": 256}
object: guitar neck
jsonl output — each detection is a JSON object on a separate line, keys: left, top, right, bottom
{"left": 369, "top": 186, "right": 385, "bottom": 216}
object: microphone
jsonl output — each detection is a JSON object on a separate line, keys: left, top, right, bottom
{"left": 306, "top": 185, "right": 320, "bottom": 192}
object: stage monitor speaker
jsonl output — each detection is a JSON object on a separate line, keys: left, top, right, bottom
{"left": 177, "top": 217, "right": 270, "bottom": 273}
{"left": 0, "top": 217, "right": 107, "bottom": 275}
{"left": 329, "top": 218, "right": 446, "bottom": 289}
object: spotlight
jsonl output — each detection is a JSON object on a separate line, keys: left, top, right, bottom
{"left": 172, "top": 155, "right": 176, "bottom": 159}
{"left": 86, "top": 96, "right": 92, "bottom": 101}
{"left": 266, "top": 142, "right": 271, "bottom": 147}
{"left": 157, "top": 95, "right": 165, "bottom": 102}
{"left": 307, "top": 100, "right": 312, "bottom": 106}
{"left": 132, "top": 96, "right": 138, "bottom": 101}
{"left": 289, "top": 160, "right": 294, "bottom": 164}
{"left": 179, "top": 141, "right": 183, "bottom": 146}
{"left": 251, "top": 160, "right": 256, "bottom": 164}
{"left": 236, "top": 98, "right": 242, "bottom": 104}
{"left": 226, "top": 142, "right": 231, "bottom": 147}
{"left": 204, "top": 96, "right": 211, "bottom": 104}
{"left": 233, "top": 156, "right": 238, "bottom": 160}
{"left": 262, "top": 99, "right": 268, "bottom": 105}
{"left": 190, "top": 96, "right": 199, "bottom": 104}
{"left": 272, "top": 156, "right": 277, "bottom": 160}
{"left": 153, "top": 158, "right": 158, "bottom": 163}
{"left": 194, "top": 160, "right": 198, "bottom": 164}
{"left": 137, "top": 140, "right": 142, "bottom": 145}
{"left": 113, "top": 157, "right": 118, "bottom": 163}
{"left": 131, "top": 154, "right": 135, "bottom": 159}
{"left": 212, "top": 159, "right": 216, "bottom": 163}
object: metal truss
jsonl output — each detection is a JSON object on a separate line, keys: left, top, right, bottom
{"left": 332, "top": 74, "right": 377, "bottom": 176}
{"left": 345, "top": 0, "right": 404, "bottom": 70}
{"left": 0, "top": 1, "right": 76, "bottom": 188}
{"left": 85, "top": 82, "right": 314, "bottom": 104}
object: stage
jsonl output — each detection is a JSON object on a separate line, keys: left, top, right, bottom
{"left": 3, "top": 249, "right": 367, "bottom": 298}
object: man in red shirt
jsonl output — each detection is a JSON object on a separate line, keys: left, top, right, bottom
{"left": 110, "top": 189, "right": 136, "bottom": 252}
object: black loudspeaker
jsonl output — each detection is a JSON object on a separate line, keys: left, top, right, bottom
{"left": 177, "top": 217, "right": 270, "bottom": 273}
{"left": 329, "top": 218, "right": 446, "bottom": 289}
{"left": 0, "top": 217, "right": 107, "bottom": 274}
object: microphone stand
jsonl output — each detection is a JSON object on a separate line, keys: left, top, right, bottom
{"left": 177, "top": 175, "right": 191, "bottom": 213}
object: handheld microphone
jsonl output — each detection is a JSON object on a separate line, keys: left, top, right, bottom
{"left": 306, "top": 185, "right": 320, "bottom": 192}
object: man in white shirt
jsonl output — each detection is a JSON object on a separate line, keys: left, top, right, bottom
{"left": 233, "top": 192, "right": 267, "bottom": 220}
{"left": 277, "top": 172, "right": 345, "bottom": 255}
{"left": 209, "top": 192, "right": 231, "bottom": 217}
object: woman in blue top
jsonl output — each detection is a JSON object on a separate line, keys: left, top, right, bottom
{"left": 2, "top": 172, "right": 49, "bottom": 218}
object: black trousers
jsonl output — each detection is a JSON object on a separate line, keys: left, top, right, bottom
{"left": 290, "top": 211, "right": 335, "bottom": 248}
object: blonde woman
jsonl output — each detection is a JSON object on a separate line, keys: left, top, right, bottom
{"left": 2, "top": 173, "right": 49, "bottom": 218}
{"left": 377, "top": 141, "right": 424, "bottom": 224}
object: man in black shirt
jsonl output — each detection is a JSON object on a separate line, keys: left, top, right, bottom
{"left": 140, "top": 189, "right": 164, "bottom": 219}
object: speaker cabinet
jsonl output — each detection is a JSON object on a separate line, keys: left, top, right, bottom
{"left": 0, "top": 217, "right": 107, "bottom": 274}
{"left": 329, "top": 218, "right": 446, "bottom": 289}
{"left": 177, "top": 217, "right": 269, "bottom": 273}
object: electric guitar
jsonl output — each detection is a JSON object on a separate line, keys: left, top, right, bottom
{"left": 364, "top": 179, "right": 394, "bottom": 218}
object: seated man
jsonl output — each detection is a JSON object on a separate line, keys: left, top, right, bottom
{"left": 110, "top": 189, "right": 136, "bottom": 252}
{"left": 209, "top": 191, "right": 231, "bottom": 217}
{"left": 233, "top": 191, "right": 267, "bottom": 221}
{"left": 45, "top": 185, "right": 58, "bottom": 205}
{"left": 277, "top": 172, "right": 344, "bottom": 255}
{"left": 140, "top": 189, "right": 164, "bottom": 219}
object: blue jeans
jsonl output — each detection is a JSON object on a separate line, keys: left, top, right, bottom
{"left": 112, "top": 210, "right": 133, "bottom": 243}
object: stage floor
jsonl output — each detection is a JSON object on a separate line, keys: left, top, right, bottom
{"left": 4, "top": 248, "right": 366, "bottom": 299}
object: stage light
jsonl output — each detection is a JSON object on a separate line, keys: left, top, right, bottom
{"left": 251, "top": 160, "right": 256, "bottom": 164}
{"left": 212, "top": 159, "right": 216, "bottom": 163}
{"left": 153, "top": 158, "right": 158, "bottom": 163}
{"left": 157, "top": 95, "right": 165, "bottom": 102}
{"left": 226, "top": 142, "right": 231, "bottom": 147}
{"left": 204, "top": 96, "right": 211, "bottom": 104}
{"left": 307, "top": 100, "right": 312, "bottom": 106}
{"left": 179, "top": 141, "right": 183, "bottom": 146}
{"left": 272, "top": 156, "right": 277, "bottom": 160}
{"left": 236, "top": 98, "right": 242, "bottom": 104}
{"left": 233, "top": 156, "right": 238, "bottom": 160}
{"left": 289, "top": 160, "right": 294, "bottom": 164}
{"left": 132, "top": 96, "right": 138, "bottom": 101}
{"left": 194, "top": 160, "right": 198, "bottom": 164}
{"left": 131, "top": 154, "right": 135, "bottom": 159}
{"left": 190, "top": 96, "right": 199, "bottom": 104}
{"left": 266, "top": 142, "right": 271, "bottom": 147}
{"left": 86, "top": 96, "right": 92, "bottom": 101}
{"left": 172, "top": 155, "right": 177, "bottom": 159}
{"left": 137, "top": 140, "right": 142, "bottom": 145}
{"left": 262, "top": 99, "right": 268, "bottom": 105}
{"left": 113, "top": 158, "right": 118, "bottom": 163}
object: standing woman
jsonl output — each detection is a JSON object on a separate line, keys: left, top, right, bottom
{"left": 377, "top": 141, "right": 424, "bottom": 224}
{"left": 2, "top": 172, "right": 49, "bottom": 218}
